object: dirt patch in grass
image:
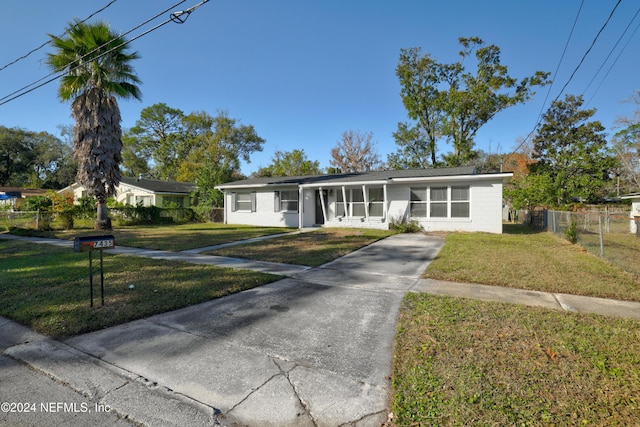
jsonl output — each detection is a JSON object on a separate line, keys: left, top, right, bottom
{"left": 392, "top": 293, "right": 640, "bottom": 426}
{"left": 423, "top": 226, "right": 640, "bottom": 302}
{"left": 0, "top": 240, "right": 280, "bottom": 338}
{"left": 207, "top": 228, "right": 392, "bottom": 267}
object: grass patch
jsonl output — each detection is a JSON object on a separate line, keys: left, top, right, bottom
{"left": 392, "top": 293, "right": 640, "bottom": 426}
{"left": 0, "top": 240, "right": 280, "bottom": 339}
{"left": 208, "top": 228, "right": 392, "bottom": 266}
{"left": 11, "top": 223, "right": 292, "bottom": 252}
{"left": 578, "top": 231, "right": 640, "bottom": 278}
{"left": 423, "top": 225, "right": 640, "bottom": 302}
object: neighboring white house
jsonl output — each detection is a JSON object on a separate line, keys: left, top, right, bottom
{"left": 60, "top": 177, "right": 196, "bottom": 207}
{"left": 621, "top": 192, "right": 640, "bottom": 234}
{"left": 215, "top": 166, "right": 513, "bottom": 234}
{"left": 0, "top": 187, "right": 48, "bottom": 209}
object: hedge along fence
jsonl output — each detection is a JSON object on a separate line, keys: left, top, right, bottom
{"left": 0, "top": 207, "right": 201, "bottom": 231}
{"left": 109, "top": 206, "right": 199, "bottom": 226}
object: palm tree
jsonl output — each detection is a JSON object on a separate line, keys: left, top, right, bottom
{"left": 47, "top": 20, "right": 141, "bottom": 230}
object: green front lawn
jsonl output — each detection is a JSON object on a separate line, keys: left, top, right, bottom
{"left": 393, "top": 224, "right": 640, "bottom": 425}
{"left": 13, "top": 223, "right": 292, "bottom": 252}
{"left": 423, "top": 224, "right": 640, "bottom": 302}
{"left": 208, "top": 228, "right": 393, "bottom": 266}
{"left": 0, "top": 240, "right": 280, "bottom": 338}
{"left": 393, "top": 294, "right": 640, "bottom": 426}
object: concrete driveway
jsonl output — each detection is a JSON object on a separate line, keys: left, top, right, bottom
{"left": 62, "top": 233, "right": 445, "bottom": 426}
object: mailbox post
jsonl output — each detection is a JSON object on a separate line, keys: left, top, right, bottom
{"left": 73, "top": 235, "right": 115, "bottom": 307}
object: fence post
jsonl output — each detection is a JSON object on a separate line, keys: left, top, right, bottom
{"left": 598, "top": 215, "right": 604, "bottom": 257}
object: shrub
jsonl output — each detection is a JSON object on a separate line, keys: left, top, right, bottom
{"left": 390, "top": 216, "right": 424, "bottom": 233}
{"left": 564, "top": 220, "right": 578, "bottom": 244}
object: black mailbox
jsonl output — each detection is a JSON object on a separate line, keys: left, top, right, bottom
{"left": 74, "top": 235, "right": 115, "bottom": 252}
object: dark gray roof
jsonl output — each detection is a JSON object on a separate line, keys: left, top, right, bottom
{"left": 120, "top": 177, "right": 196, "bottom": 194}
{"left": 217, "top": 166, "right": 478, "bottom": 188}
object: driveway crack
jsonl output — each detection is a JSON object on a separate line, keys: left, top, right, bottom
{"left": 280, "top": 363, "right": 319, "bottom": 427}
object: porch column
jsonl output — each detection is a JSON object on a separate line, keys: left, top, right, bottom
{"left": 362, "top": 184, "right": 369, "bottom": 218}
{"left": 319, "top": 187, "right": 328, "bottom": 224}
{"left": 383, "top": 184, "right": 388, "bottom": 222}
{"left": 342, "top": 186, "right": 349, "bottom": 218}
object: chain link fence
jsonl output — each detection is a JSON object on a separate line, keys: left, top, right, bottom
{"left": 517, "top": 208, "right": 640, "bottom": 277}
{"left": 0, "top": 211, "right": 51, "bottom": 231}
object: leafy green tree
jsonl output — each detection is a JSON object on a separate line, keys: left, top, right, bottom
{"left": 0, "top": 127, "right": 36, "bottom": 185}
{"left": 530, "top": 94, "right": 615, "bottom": 206}
{"left": 256, "top": 149, "right": 321, "bottom": 177}
{"left": 391, "top": 38, "right": 550, "bottom": 168}
{"left": 0, "top": 126, "right": 74, "bottom": 188}
{"left": 123, "top": 103, "right": 185, "bottom": 180}
{"left": 178, "top": 111, "right": 265, "bottom": 207}
{"left": 504, "top": 172, "right": 554, "bottom": 212}
{"left": 47, "top": 20, "right": 142, "bottom": 230}
{"left": 388, "top": 122, "right": 440, "bottom": 169}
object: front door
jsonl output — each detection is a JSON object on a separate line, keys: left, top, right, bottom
{"left": 315, "top": 190, "right": 328, "bottom": 225}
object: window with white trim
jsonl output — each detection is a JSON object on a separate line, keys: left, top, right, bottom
{"left": 337, "top": 187, "right": 383, "bottom": 217}
{"left": 430, "top": 187, "right": 448, "bottom": 218}
{"left": 409, "top": 186, "right": 470, "bottom": 219}
{"left": 451, "top": 186, "right": 470, "bottom": 218}
{"left": 410, "top": 187, "right": 427, "bottom": 217}
{"left": 368, "top": 187, "right": 384, "bottom": 217}
{"left": 136, "top": 195, "right": 152, "bottom": 207}
{"left": 275, "top": 190, "right": 299, "bottom": 212}
{"left": 351, "top": 188, "right": 365, "bottom": 217}
{"left": 233, "top": 192, "right": 255, "bottom": 212}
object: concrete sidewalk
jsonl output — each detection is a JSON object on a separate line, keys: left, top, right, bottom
{"left": 2, "top": 232, "right": 640, "bottom": 426}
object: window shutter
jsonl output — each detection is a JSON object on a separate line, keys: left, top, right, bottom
{"left": 231, "top": 193, "right": 237, "bottom": 212}
{"left": 251, "top": 192, "right": 256, "bottom": 212}
{"left": 274, "top": 191, "right": 280, "bottom": 212}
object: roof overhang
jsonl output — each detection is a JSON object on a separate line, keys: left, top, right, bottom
{"left": 215, "top": 182, "right": 300, "bottom": 190}
{"left": 387, "top": 172, "right": 513, "bottom": 185}
{"left": 215, "top": 171, "right": 514, "bottom": 191}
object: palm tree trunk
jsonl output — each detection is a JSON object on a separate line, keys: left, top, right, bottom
{"left": 95, "top": 198, "right": 112, "bottom": 230}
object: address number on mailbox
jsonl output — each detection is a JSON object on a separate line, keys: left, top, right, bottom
{"left": 74, "top": 235, "right": 115, "bottom": 252}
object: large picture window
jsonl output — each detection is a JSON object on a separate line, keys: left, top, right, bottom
{"left": 409, "top": 185, "right": 470, "bottom": 219}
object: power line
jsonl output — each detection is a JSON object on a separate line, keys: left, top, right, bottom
{"left": 552, "top": 0, "right": 622, "bottom": 104}
{"left": 531, "top": 0, "right": 584, "bottom": 139}
{"left": 585, "top": 6, "right": 640, "bottom": 107}
{"left": 0, "top": 1, "right": 212, "bottom": 107}
{"left": 0, "top": 0, "right": 120, "bottom": 73}
{"left": 513, "top": 0, "right": 623, "bottom": 153}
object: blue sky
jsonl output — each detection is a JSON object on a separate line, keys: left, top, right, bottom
{"left": 1, "top": 0, "right": 640, "bottom": 176}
